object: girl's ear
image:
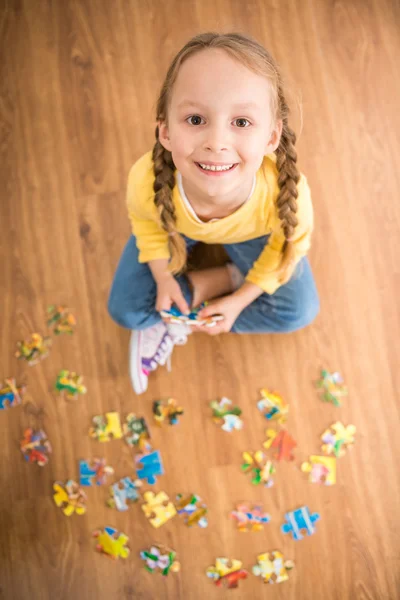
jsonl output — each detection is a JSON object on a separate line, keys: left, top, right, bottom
{"left": 265, "top": 119, "right": 283, "bottom": 154}
{"left": 158, "top": 121, "right": 172, "bottom": 152}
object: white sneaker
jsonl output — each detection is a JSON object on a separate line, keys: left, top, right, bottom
{"left": 129, "top": 321, "right": 187, "bottom": 395}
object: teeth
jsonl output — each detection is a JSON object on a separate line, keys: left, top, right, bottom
{"left": 198, "top": 163, "right": 234, "bottom": 171}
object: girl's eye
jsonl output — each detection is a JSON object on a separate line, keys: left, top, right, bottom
{"left": 186, "top": 115, "right": 204, "bottom": 126}
{"left": 234, "top": 118, "right": 251, "bottom": 128}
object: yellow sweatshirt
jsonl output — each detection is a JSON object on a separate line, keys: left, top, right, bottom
{"left": 126, "top": 151, "right": 314, "bottom": 295}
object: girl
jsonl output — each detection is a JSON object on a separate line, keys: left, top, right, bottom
{"left": 108, "top": 32, "right": 320, "bottom": 394}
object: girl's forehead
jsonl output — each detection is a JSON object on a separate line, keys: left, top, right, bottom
{"left": 170, "top": 48, "right": 272, "bottom": 112}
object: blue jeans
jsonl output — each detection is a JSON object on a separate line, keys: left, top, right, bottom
{"left": 108, "top": 234, "right": 320, "bottom": 334}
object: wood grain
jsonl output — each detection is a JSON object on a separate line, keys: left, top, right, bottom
{"left": 0, "top": 0, "right": 399, "bottom": 598}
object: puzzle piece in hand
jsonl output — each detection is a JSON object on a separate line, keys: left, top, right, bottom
{"left": 252, "top": 551, "right": 294, "bottom": 584}
{"left": 93, "top": 526, "right": 130, "bottom": 559}
{"left": 257, "top": 389, "right": 289, "bottom": 424}
{"left": 175, "top": 493, "right": 208, "bottom": 528}
{"left": 55, "top": 370, "right": 87, "bottom": 399}
{"left": 46, "top": 304, "right": 76, "bottom": 335}
{"left": 53, "top": 480, "right": 87, "bottom": 516}
{"left": 0, "top": 378, "right": 26, "bottom": 410}
{"left": 316, "top": 369, "right": 348, "bottom": 406}
{"left": 141, "top": 491, "right": 177, "bottom": 528}
{"left": 264, "top": 429, "right": 297, "bottom": 461}
{"left": 281, "top": 506, "right": 320, "bottom": 541}
{"left": 241, "top": 451, "right": 275, "bottom": 487}
{"left": 160, "top": 302, "right": 224, "bottom": 328}
{"left": 135, "top": 450, "right": 164, "bottom": 485}
{"left": 210, "top": 397, "right": 243, "bottom": 432}
{"left": 89, "top": 412, "right": 123, "bottom": 442}
{"left": 107, "top": 476, "right": 143, "bottom": 511}
{"left": 20, "top": 428, "right": 52, "bottom": 466}
{"left": 153, "top": 398, "right": 184, "bottom": 426}
{"left": 321, "top": 422, "right": 356, "bottom": 457}
{"left": 140, "top": 544, "right": 180, "bottom": 575}
{"left": 15, "top": 333, "right": 52, "bottom": 366}
{"left": 301, "top": 455, "right": 336, "bottom": 485}
{"left": 206, "top": 558, "right": 249, "bottom": 589}
{"left": 123, "top": 413, "right": 151, "bottom": 451}
{"left": 230, "top": 503, "right": 270, "bottom": 532}
{"left": 79, "top": 458, "right": 114, "bottom": 486}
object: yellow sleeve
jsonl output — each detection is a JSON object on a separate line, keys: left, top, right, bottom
{"left": 126, "top": 160, "right": 170, "bottom": 264}
{"left": 245, "top": 174, "right": 314, "bottom": 294}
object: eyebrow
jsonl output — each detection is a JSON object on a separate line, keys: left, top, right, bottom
{"left": 176, "top": 100, "right": 261, "bottom": 111}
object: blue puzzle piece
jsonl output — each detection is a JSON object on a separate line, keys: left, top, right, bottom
{"left": 79, "top": 460, "right": 98, "bottom": 486}
{"left": 135, "top": 450, "right": 164, "bottom": 485}
{"left": 281, "top": 506, "right": 320, "bottom": 541}
{"left": 109, "top": 477, "right": 141, "bottom": 511}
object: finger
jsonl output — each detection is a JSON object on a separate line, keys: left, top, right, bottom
{"left": 173, "top": 293, "right": 190, "bottom": 315}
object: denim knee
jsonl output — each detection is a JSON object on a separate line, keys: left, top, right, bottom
{"left": 107, "top": 290, "right": 159, "bottom": 331}
{"left": 277, "top": 291, "right": 320, "bottom": 333}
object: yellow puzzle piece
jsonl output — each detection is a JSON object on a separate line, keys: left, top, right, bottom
{"left": 53, "top": 480, "right": 87, "bottom": 516}
{"left": 141, "top": 491, "right": 177, "bottom": 528}
{"left": 301, "top": 455, "right": 336, "bottom": 485}
{"left": 89, "top": 412, "right": 123, "bottom": 442}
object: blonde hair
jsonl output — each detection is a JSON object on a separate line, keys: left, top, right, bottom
{"left": 153, "top": 32, "right": 300, "bottom": 278}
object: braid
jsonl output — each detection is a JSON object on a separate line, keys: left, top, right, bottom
{"left": 152, "top": 126, "right": 187, "bottom": 274}
{"left": 274, "top": 92, "right": 300, "bottom": 280}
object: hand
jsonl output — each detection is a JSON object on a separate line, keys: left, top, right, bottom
{"left": 195, "top": 294, "right": 243, "bottom": 335}
{"left": 156, "top": 273, "right": 190, "bottom": 315}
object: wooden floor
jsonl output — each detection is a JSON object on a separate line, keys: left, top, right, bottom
{"left": 1, "top": 0, "right": 399, "bottom": 598}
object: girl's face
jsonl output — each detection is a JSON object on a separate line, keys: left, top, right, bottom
{"left": 158, "top": 48, "right": 282, "bottom": 202}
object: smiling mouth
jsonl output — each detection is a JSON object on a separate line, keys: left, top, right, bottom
{"left": 195, "top": 162, "right": 238, "bottom": 174}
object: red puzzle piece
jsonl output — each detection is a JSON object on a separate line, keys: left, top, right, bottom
{"left": 264, "top": 429, "right": 296, "bottom": 461}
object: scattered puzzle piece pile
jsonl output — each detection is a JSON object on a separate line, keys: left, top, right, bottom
{"left": 46, "top": 305, "right": 76, "bottom": 335}
{"left": 20, "top": 428, "right": 51, "bottom": 466}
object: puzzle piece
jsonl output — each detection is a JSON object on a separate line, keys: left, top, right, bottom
{"left": 281, "top": 506, "right": 320, "bottom": 541}
{"left": 107, "top": 476, "right": 143, "bottom": 511}
{"left": 46, "top": 305, "right": 76, "bottom": 335}
{"left": 123, "top": 413, "right": 151, "bottom": 451}
{"left": 141, "top": 490, "right": 177, "bottom": 528}
{"left": 257, "top": 389, "right": 289, "bottom": 424}
{"left": 160, "top": 302, "right": 224, "bottom": 328}
{"left": 55, "top": 370, "right": 87, "bottom": 399}
{"left": 321, "top": 422, "right": 356, "bottom": 457}
{"left": 89, "top": 412, "right": 123, "bottom": 442}
{"left": 264, "top": 429, "right": 297, "bottom": 461}
{"left": 140, "top": 544, "right": 180, "bottom": 575}
{"left": 93, "top": 527, "right": 130, "bottom": 559}
{"left": 79, "top": 458, "right": 114, "bottom": 486}
{"left": 175, "top": 493, "right": 208, "bottom": 528}
{"left": 210, "top": 397, "right": 243, "bottom": 432}
{"left": 241, "top": 451, "right": 275, "bottom": 487}
{"left": 252, "top": 551, "right": 294, "bottom": 584}
{"left": 230, "top": 503, "right": 270, "bottom": 532}
{"left": 53, "top": 480, "right": 87, "bottom": 516}
{"left": 135, "top": 450, "right": 164, "bottom": 485}
{"left": 20, "top": 428, "right": 51, "bottom": 466}
{"left": 316, "top": 369, "right": 347, "bottom": 406}
{"left": 301, "top": 455, "right": 336, "bottom": 485}
{"left": 15, "top": 333, "right": 52, "bottom": 366}
{"left": 0, "top": 378, "right": 26, "bottom": 410}
{"left": 153, "top": 398, "right": 184, "bottom": 426}
{"left": 206, "top": 558, "right": 249, "bottom": 589}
